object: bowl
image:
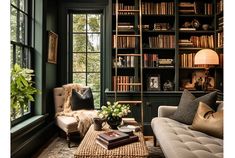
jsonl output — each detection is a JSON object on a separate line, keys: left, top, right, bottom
{"left": 117, "top": 125, "right": 134, "bottom": 135}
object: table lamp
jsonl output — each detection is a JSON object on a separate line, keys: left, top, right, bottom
{"left": 194, "top": 49, "right": 219, "bottom": 91}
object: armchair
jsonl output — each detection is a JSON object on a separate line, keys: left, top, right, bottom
{"left": 53, "top": 83, "right": 97, "bottom": 147}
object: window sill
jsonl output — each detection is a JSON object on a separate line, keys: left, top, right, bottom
{"left": 11, "top": 114, "right": 48, "bottom": 138}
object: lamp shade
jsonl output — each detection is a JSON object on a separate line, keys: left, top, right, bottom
{"left": 194, "top": 49, "right": 219, "bottom": 65}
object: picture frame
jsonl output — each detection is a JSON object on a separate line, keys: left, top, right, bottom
{"left": 47, "top": 31, "right": 58, "bottom": 64}
{"left": 147, "top": 75, "right": 161, "bottom": 91}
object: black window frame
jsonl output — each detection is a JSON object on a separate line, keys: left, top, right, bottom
{"left": 69, "top": 10, "right": 104, "bottom": 109}
{"left": 10, "top": 0, "right": 35, "bottom": 126}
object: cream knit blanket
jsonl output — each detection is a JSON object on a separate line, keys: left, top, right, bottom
{"left": 56, "top": 83, "right": 97, "bottom": 137}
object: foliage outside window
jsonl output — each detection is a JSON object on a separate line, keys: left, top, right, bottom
{"left": 10, "top": 0, "right": 34, "bottom": 124}
{"left": 72, "top": 13, "right": 102, "bottom": 108}
{"left": 11, "top": 64, "right": 39, "bottom": 121}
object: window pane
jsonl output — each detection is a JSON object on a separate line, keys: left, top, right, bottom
{"left": 73, "top": 53, "right": 86, "bottom": 72}
{"left": 87, "top": 53, "right": 100, "bottom": 72}
{"left": 73, "top": 14, "right": 86, "bottom": 32}
{"left": 87, "top": 73, "right": 100, "bottom": 91}
{"left": 73, "top": 73, "right": 86, "bottom": 84}
{"left": 19, "top": 0, "right": 28, "bottom": 13}
{"left": 87, "top": 14, "right": 101, "bottom": 32}
{"left": 19, "top": 12, "right": 27, "bottom": 44}
{"left": 10, "top": 45, "right": 14, "bottom": 67}
{"left": 11, "top": 7, "right": 17, "bottom": 42}
{"left": 22, "top": 48, "right": 31, "bottom": 68}
{"left": 92, "top": 92, "right": 100, "bottom": 109}
{"left": 16, "top": 45, "right": 22, "bottom": 65}
{"left": 87, "top": 34, "right": 100, "bottom": 52}
{"left": 73, "top": 34, "right": 86, "bottom": 52}
{"left": 11, "top": 0, "right": 17, "bottom": 6}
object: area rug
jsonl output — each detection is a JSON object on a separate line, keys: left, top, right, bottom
{"left": 33, "top": 136, "right": 165, "bottom": 158}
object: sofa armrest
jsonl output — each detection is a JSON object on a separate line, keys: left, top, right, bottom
{"left": 158, "top": 106, "right": 177, "bottom": 118}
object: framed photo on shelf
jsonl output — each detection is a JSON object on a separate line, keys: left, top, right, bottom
{"left": 147, "top": 75, "right": 161, "bottom": 91}
{"left": 47, "top": 31, "right": 58, "bottom": 64}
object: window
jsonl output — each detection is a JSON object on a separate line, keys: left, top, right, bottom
{"left": 10, "top": 0, "right": 34, "bottom": 125}
{"left": 71, "top": 12, "right": 102, "bottom": 109}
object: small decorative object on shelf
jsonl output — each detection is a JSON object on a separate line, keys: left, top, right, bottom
{"left": 163, "top": 80, "right": 174, "bottom": 91}
{"left": 98, "top": 101, "right": 130, "bottom": 129}
{"left": 148, "top": 75, "right": 161, "bottom": 91}
{"left": 191, "top": 19, "right": 200, "bottom": 29}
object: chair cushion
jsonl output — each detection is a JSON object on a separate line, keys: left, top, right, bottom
{"left": 190, "top": 102, "right": 223, "bottom": 138}
{"left": 70, "top": 88, "right": 94, "bottom": 110}
{"left": 169, "top": 89, "right": 217, "bottom": 124}
{"left": 56, "top": 116, "right": 78, "bottom": 133}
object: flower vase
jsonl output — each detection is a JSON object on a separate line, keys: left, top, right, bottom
{"left": 107, "top": 116, "right": 122, "bottom": 129}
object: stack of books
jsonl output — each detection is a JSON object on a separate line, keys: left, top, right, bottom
{"left": 96, "top": 130, "right": 139, "bottom": 150}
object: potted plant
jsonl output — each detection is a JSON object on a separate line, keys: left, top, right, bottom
{"left": 11, "top": 64, "right": 39, "bottom": 120}
{"left": 98, "top": 101, "right": 130, "bottom": 129}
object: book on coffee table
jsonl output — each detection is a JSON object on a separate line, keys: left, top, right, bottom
{"left": 98, "top": 130, "right": 129, "bottom": 143}
{"left": 96, "top": 135, "right": 139, "bottom": 150}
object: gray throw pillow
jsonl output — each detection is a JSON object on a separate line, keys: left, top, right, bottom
{"left": 169, "top": 89, "right": 217, "bottom": 125}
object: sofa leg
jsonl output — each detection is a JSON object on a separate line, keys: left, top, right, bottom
{"left": 153, "top": 135, "right": 157, "bottom": 147}
{"left": 67, "top": 133, "right": 71, "bottom": 148}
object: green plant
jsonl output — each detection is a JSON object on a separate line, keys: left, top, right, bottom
{"left": 98, "top": 101, "right": 130, "bottom": 119}
{"left": 11, "top": 64, "right": 39, "bottom": 119}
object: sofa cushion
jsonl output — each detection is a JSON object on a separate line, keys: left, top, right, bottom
{"left": 169, "top": 89, "right": 217, "bottom": 124}
{"left": 190, "top": 102, "right": 223, "bottom": 138}
{"left": 70, "top": 88, "right": 94, "bottom": 110}
{"left": 151, "top": 117, "right": 223, "bottom": 158}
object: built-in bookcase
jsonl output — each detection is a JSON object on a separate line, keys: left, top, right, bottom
{"left": 108, "top": 0, "right": 223, "bottom": 135}
{"left": 111, "top": 0, "right": 223, "bottom": 92}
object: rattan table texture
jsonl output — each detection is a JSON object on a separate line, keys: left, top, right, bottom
{"left": 74, "top": 124, "right": 149, "bottom": 158}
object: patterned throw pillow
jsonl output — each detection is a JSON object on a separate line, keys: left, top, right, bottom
{"left": 70, "top": 88, "right": 94, "bottom": 110}
{"left": 169, "top": 89, "right": 217, "bottom": 125}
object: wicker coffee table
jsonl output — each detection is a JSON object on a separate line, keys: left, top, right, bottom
{"left": 74, "top": 124, "right": 149, "bottom": 158}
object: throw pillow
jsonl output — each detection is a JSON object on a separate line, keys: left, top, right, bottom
{"left": 190, "top": 102, "right": 223, "bottom": 138}
{"left": 169, "top": 89, "right": 217, "bottom": 124}
{"left": 70, "top": 88, "right": 94, "bottom": 110}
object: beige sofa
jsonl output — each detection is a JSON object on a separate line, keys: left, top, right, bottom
{"left": 151, "top": 102, "right": 223, "bottom": 158}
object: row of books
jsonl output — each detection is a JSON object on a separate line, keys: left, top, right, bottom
{"left": 217, "top": 17, "right": 223, "bottom": 30}
{"left": 179, "top": 53, "right": 223, "bottom": 68}
{"left": 153, "top": 23, "right": 172, "bottom": 31}
{"left": 141, "top": 2, "right": 174, "bottom": 15}
{"left": 96, "top": 130, "right": 139, "bottom": 150}
{"left": 113, "top": 35, "right": 136, "bottom": 48}
{"left": 144, "top": 54, "right": 158, "bottom": 68}
{"left": 112, "top": 3, "right": 136, "bottom": 15}
{"left": 149, "top": 35, "right": 175, "bottom": 48}
{"left": 118, "top": 22, "right": 134, "bottom": 31}
{"left": 217, "top": 32, "right": 223, "bottom": 48}
{"left": 113, "top": 76, "right": 140, "bottom": 92}
{"left": 178, "top": 2, "right": 213, "bottom": 15}
{"left": 178, "top": 2, "right": 196, "bottom": 14}
{"left": 189, "top": 35, "right": 214, "bottom": 48}
{"left": 179, "top": 53, "right": 204, "bottom": 68}
{"left": 216, "top": 0, "right": 223, "bottom": 13}
{"left": 112, "top": 1, "right": 216, "bottom": 15}
{"left": 202, "top": 3, "right": 213, "bottom": 15}
{"left": 113, "top": 56, "right": 135, "bottom": 68}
